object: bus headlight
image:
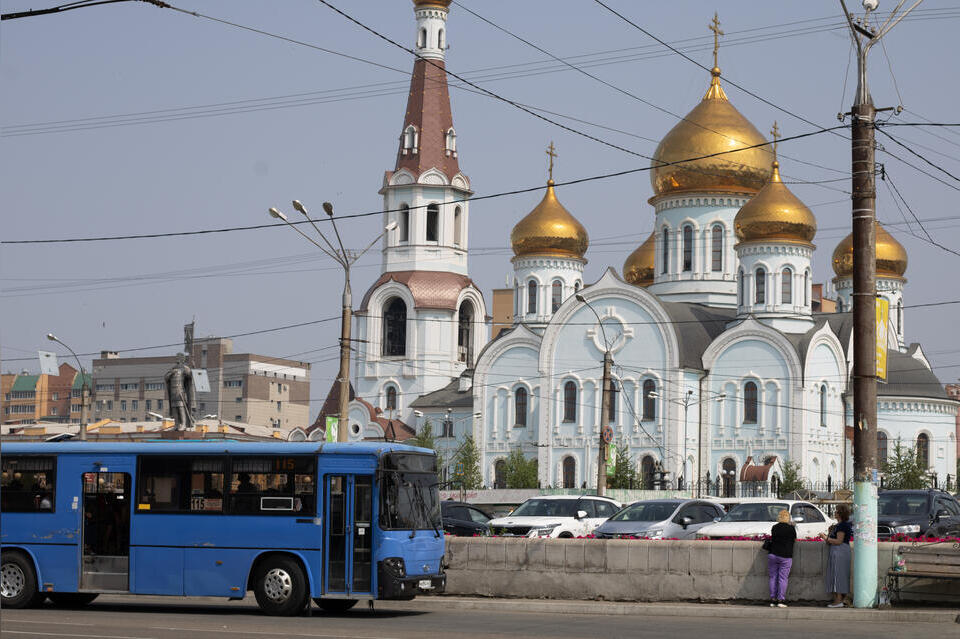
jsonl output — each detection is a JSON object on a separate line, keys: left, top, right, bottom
{"left": 382, "top": 557, "right": 406, "bottom": 578}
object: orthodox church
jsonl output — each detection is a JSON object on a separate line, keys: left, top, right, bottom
{"left": 318, "top": 0, "right": 957, "bottom": 492}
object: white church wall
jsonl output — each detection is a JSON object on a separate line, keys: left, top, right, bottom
{"left": 876, "top": 397, "right": 958, "bottom": 484}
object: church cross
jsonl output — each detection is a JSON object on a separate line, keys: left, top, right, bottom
{"left": 546, "top": 141, "right": 558, "bottom": 180}
{"left": 770, "top": 121, "right": 781, "bottom": 160}
{"left": 709, "top": 12, "right": 724, "bottom": 68}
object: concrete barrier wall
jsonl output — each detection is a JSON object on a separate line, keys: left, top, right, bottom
{"left": 443, "top": 538, "right": 959, "bottom": 603}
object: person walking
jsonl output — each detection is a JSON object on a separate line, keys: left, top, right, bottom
{"left": 821, "top": 503, "right": 853, "bottom": 607}
{"left": 767, "top": 509, "right": 796, "bottom": 607}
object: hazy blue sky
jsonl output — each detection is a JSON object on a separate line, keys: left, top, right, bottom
{"left": 3, "top": 0, "right": 959, "bottom": 419}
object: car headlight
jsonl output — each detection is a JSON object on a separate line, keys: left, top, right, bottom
{"left": 382, "top": 557, "right": 406, "bottom": 578}
{"left": 529, "top": 523, "right": 560, "bottom": 537}
{"left": 645, "top": 529, "right": 663, "bottom": 539}
{"left": 893, "top": 525, "right": 921, "bottom": 534}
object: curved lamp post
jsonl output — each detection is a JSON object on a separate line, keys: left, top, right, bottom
{"left": 46, "top": 333, "right": 89, "bottom": 441}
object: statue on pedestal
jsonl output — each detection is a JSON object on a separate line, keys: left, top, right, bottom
{"left": 164, "top": 353, "right": 195, "bottom": 431}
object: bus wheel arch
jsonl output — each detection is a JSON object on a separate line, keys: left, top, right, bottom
{"left": 248, "top": 552, "right": 311, "bottom": 616}
{"left": 1, "top": 549, "right": 45, "bottom": 609}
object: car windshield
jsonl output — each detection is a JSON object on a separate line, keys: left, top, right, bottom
{"left": 720, "top": 503, "right": 788, "bottom": 523}
{"left": 610, "top": 502, "right": 680, "bottom": 523}
{"left": 378, "top": 453, "right": 440, "bottom": 530}
{"left": 879, "top": 494, "right": 929, "bottom": 517}
{"left": 510, "top": 498, "right": 584, "bottom": 518}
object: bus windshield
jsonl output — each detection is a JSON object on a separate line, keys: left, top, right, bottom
{"left": 379, "top": 453, "right": 440, "bottom": 530}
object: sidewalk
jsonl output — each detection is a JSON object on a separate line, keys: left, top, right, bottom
{"left": 411, "top": 595, "right": 960, "bottom": 624}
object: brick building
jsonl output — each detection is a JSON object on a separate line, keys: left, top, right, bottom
{"left": 1, "top": 363, "right": 86, "bottom": 424}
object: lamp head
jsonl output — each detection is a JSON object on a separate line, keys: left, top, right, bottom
{"left": 575, "top": 293, "right": 586, "bottom": 303}
{"left": 414, "top": 410, "right": 424, "bottom": 418}
{"left": 291, "top": 200, "right": 308, "bottom": 216}
{"left": 647, "top": 391, "right": 659, "bottom": 398}
{"left": 384, "top": 221, "right": 398, "bottom": 232}
{"left": 322, "top": 202, "right": 334, "bottom": 217}
{"left": 268, "top": 207, "right": 287, "bottom": 221}
{"left": 46, "top": 333, "right": 57, "bottom": 342}
{"left": 862, "top": 0, "right": 878, "bottom": 11}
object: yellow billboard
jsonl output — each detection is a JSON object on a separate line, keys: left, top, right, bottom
{"left": 876, "top": 297, "right": 889, "bottom": 382}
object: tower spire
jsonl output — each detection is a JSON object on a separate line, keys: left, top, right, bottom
{"left": 770, "top": 121, "right": 781, "bottom": 164}
{"left": 709, "top": 12, "right": 724, "bottom": 70}
{"left": 546, "top": 141, "right": 558, "bottom": 182}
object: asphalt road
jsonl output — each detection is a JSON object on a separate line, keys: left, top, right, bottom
{"left": 1, "top": 595, "right": 955, "bottom": 639}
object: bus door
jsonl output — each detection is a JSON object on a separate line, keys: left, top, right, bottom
{"left": 324, "top": 474, "right": 373, "bottom": 597}
{"left": 80, "top": 471, "right": 131, "bottom": 592}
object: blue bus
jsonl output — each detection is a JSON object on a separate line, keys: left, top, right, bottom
{"left": 0, "top": 441, "right": 446, "bottom": 615}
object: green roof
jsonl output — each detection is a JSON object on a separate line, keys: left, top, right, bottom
{"left": 11, "top": 375, "right": 39, "bottom": 392}
{"left": 72, "top": 372, "right": 92, "bottom": 389}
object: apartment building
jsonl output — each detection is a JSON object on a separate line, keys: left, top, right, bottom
{"left": 1, "top": 363, "right": 85, "bottom": 424}
{"left": 91, "top": 337, "right": 310, "bottom": 432}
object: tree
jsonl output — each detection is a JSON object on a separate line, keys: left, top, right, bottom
{"left": 883, "top": 440, "right": 930, "bottom": 489}
{"left": 504, "top": 448, "right": 538, "bottom": 489}
{"left": 607, "top": 440, "right": 638, "bottom": 489}
{"left": 407, "top": 419, "right": 436, "bottom": 450}
{"left": 453, "top": 434, "right": 483, "bottom": 490}
{"left": 778, "top": 459, "right": 805, "bottom": 497}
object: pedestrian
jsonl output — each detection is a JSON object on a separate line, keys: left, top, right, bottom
{"left": 821, "top": 503, "right": 853, "bottom": 607}
{"left": 767, "top": 509, "right": 796, "bottom": 607}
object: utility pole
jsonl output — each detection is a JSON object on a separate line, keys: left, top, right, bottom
{"left": 839, "top": 0, "right": 922, "bottom": 609}
{"left": 597, "top": 350, "right": 613, "bottom": 497}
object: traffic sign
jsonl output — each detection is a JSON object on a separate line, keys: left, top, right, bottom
{"left": 455, "top": 462, "right": 464, "bottom": 476}
{"left": 602, "top": 425, "right": 614, "bottom": 444}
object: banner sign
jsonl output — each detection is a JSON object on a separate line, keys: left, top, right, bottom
{"left": 325, "top": 416, "right": 338, "bottom": 443}
{"left": 876, "top": 297, "right": 889, "bottom": 382}
{"left": 38, "top": 351, "right": 59, "bottom": 376}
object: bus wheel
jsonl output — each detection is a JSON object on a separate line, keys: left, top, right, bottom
{"left": 48, "top": 592, "right": 99, "bottom": 607}
{"left": 1, "top": 552, "right": 43, "bottom": 609}
{"left": 313, "top": 598, "right": 358, "bottom": 613}
{"left": 253, "top": 556, "right": 308, "bottom": 616}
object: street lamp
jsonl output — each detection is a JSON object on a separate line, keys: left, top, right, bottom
{"left": 46, "top": 333, "right": 89, "bottom": 441}
{"left": 269, "top": 201, "right": 396, "bottom": 442}
{"left": 648, "top": 390, "right": 725, "bottom": 496}
{"left": 575, "top": 293, "right": 613, "bottom": 497}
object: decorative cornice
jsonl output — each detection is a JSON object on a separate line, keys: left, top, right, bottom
{"left": 736, "top": 242, "right": 814, "bottom": 258}
{"left": 654, "top": 193, "right": 750, "bottom": 213}
{"left": 511, "top": 256, "right": 586, "bottom": 271}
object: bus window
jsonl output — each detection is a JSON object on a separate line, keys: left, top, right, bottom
{"left": 1, "top": 456, "right": 56, "bottom": 512}
{"left": 228, "top": 456, "right": 316, "bottom": 515}
{"left": 379, "top": 453, "right": 440, "bottom": 530}
{"left": 136, "top": 457, "right": 224, "bottom": 513}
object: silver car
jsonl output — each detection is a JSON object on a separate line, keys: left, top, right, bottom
{"left": 592, "top": 499, "right": 725, "bottom": 539}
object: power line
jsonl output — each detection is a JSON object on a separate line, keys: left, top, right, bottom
{"left": 0, "top": 124, "right": 845, "bottom": 246}
{"left": 876, "top": 127, "right": 960, "bottom": 185}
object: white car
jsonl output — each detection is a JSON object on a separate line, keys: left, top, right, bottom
{"left": 695, "top": 499, "right": 834, "bottom": 540}
{"left": 488, "top": 495, "right": 621, "bottom": 538}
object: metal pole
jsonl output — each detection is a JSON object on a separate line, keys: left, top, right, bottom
{"left": 682, "top": 399, "right": 689, "bottom": 492}
{"left": 336, "top": 269, "right": 352, "bottom": 443}
{"left": 79, "top": 381, "right": 89, "bottom": 442}
{"left": 597, "top": 350, "right": 612, "bottom": 496}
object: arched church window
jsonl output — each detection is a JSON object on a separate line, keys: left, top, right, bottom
{"left": 385, "top": 386, "right": 397, "bottom": 411}
{"left": 782, "top": 267, "right": 793, "bottom": 305}
{"left": 819, "top": 384, "right": 827, "bottom": 427}
{"left": 563, "top": 381, "right": 577, "bottom": 422}
{"left": 722, "top": 458, "right": 737, "bottom": 497}
{"left": 562, "top": 456, "right": 576, "bottom": 489}
{"left": 458, "top": 300, "right": 474, "bottom": 367}
{"left": 682, "top": 225, "right": 693, "bottom": 272}
{"left": 426, "top": 204, "right": 439, "bottom": 242}
{"left": 755, "top": 268, "right": 766, "bottom": 305}
{"left": 551, "top": 281, "right": 562, "bottom": 313}
{"left": 403, "top": 125, "right": 417, "bottom": 151}
{"left": 917, "top": 433, "right": 930, "bottom": 468}
{"left": 527, "top": 280, "right": 538, "bottom": 315}
{"left": 399, "top": 204, "right": 410, "bottom": 242}
{"left": 661, "top": 227, "right": 670, "bottom": 274}
{"left": 711, "top": 225, "right": 723, "bottom": 272}
{"left": 494, "top": 459, "right": 506, "bottom": 489}
{"left": 514, "top": 278, "right": 520, "bottom": 317}
{"left": 574, "top": 281, "right": 581, "bottom": 293}
{"left": 606, "top": 379, "right": 617, "bottom": 424}
{"left": 738, "top": 269, "right": 744, "bottom": 306}
{"left": 446, "top": 127, "right": 456, "bottom": 153}
{"left": 897, "top": 301, "right": 903, "bottom": 334}
{"left": 514, "top": 387, "right": 528, "bottom": 427}
{"left": 640, "top": 456, "right": 655, "bottom": 489}
{"left": 877, "top": 431, "right": 888, "bottom": 463}
{"left": 382, "top": 298, "right": 407, "bottom": 357}
{"left": 453, "top": 206, "right": 462, "bottom": 246}
{"left": 743, "top": 381, "right": 758, "bottom": 424}
{"left": 418, "top": 28, "right": 427, "bottom": 49}
{"left": 438, "top": 28, "right": 445, "bottom": 50}
{"left": 642, "top": 379, "right": 656, "bottom": 421}
{"left": 804, "top": 270, "right": 810, "bottom": 305}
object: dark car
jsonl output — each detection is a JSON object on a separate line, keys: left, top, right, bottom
{"left": 877, "top": 489, "right": 960, "bottom": 539}
{"left": 441, "top": 500, "right": 493, "bottom": 536}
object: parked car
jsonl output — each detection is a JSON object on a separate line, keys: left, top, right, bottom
{"left": 877, "top": 489, "right": 960, "bottom": 539}
{"left": 441, "top": 500, "right": 493, "bottom": 536}
{"left": 695, "top": 499, "right": 833, "bottom": 539}
{"left": 487, "top": 495, "right": 621, "bottom": 538}
{"left": 593, "top": 499, "right": 726, "bottom": 539}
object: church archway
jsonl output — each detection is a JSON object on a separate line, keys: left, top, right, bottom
{"left": 562, "top": 456, "right": 576, "bottom": 489}
{"left": 457, "top": 300, "right": 474, "bottom": 366}
{"left": 640, "top": 455, "right": 655, "bottom": 489}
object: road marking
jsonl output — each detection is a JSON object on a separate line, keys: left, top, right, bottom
{"left": 3, "top": 620, "right": 95, "bottom": 626}
{"left": 151, "top": 627, "right": 399, "bottom": 639}
{"left": 4, "top": 631, "right": 152, "bottom": 639}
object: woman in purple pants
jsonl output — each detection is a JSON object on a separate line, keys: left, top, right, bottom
{"left": 767, "top": 509, "right": 796, "bottom": 607}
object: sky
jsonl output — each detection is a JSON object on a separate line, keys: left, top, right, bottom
{"left": 3, "top": 0, "right": 959, "bottom": 421}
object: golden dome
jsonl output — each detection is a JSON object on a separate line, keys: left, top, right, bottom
{"left": 734, "top": 161, "right": 816, "bottom": 245}
{"left": 832, "top": 222, "right": 908, "bottom": 278}
{"left": 413, "top": 0, "right": 451, "bottom": 7}
{"left": 511, "top": 180, "right": 588, "bottom": 260}
{"left": 650, "top": 67, "right": 772, "bottom": 199}
{"left": 623, "top": 231, "right": 656, "bottom": 287}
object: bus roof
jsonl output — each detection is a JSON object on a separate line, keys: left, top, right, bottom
{"left": 1, "top": 440, "right": 433, "bottom": 456}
